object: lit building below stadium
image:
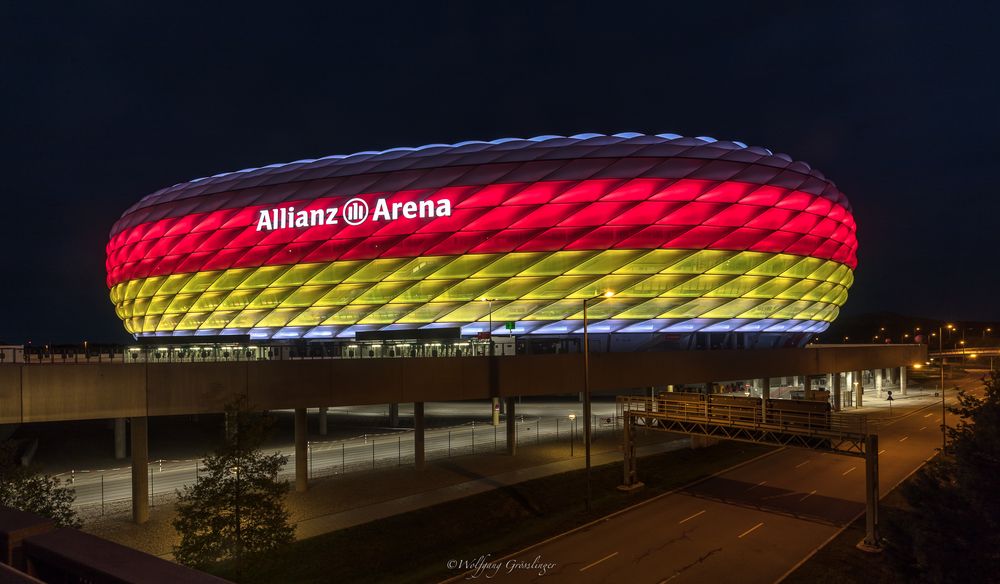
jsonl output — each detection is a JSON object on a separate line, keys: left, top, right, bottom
{"left": 106, "top": 133, "right": 857, "bottom": 348}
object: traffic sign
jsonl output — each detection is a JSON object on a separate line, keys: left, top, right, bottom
{"left": 505, "top": 321, "right": 515, "bottom": 330}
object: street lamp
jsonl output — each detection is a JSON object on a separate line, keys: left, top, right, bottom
{"left": 568, "top": 414, "right": 576, "bottom": 456}
{"left": 940, "top": 323, "right": 953, "bottom": 451}
{"left": 480, "top": 298, "right": 496, "bottom": 356}
{"left": 583, "top": 290, "right": 614, "bottom": 511}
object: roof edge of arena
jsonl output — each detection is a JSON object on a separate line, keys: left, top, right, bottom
{"left": 129, "top": 132, "right": 832, "bottom": 212}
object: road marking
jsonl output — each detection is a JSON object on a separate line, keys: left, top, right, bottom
{"left": 878, "top": 449, "right": 886, "bottom": 455}
{"left": 738, "top": 522, "right": 764, "bottom": 538}
{"left": 800, "top": 489, "right": 817, "bottom": 502}
{"left": 920, "top": 426, "right": 927, "bottom": 431}
{"left": 580, "top": 551, "right": 618, "bottom": 572}
{"left": 924, "top": 413, "right": 933, "bottom": 418}
{"left": 747, "top": 480, "right": 767, "bottom": 491}
{"left": 899, "top": 436, "right": 909, "bottom": 442}
{"left": 678, "top": 510, "right": 706, "bottom": 524}
{"left": 795, "top": 460, "right": 810, "bottom": 468}
{"left": 842, "top": 466, "right": 856, "bottom": 476}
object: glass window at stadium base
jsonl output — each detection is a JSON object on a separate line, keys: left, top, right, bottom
{"left": 106, "top": 132, "right": 857, "bottom": 350}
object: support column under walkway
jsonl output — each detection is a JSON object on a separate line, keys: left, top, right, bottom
{"left": 388, "top": 403, "right": 399, "bottom": 427}
{"left": 505, "top": 397, "right": 516, "bottom": 455}
{"left": 318, "top": 407, "right": 328, "bottom": 436}
{"left": 414, "top": 402, "right": 425, "bottom": 470}
{"left": 760, "top": 378, "right": 770, "bottom": 422}
{"left": 114, "top": 418, "right": 126, "bottom": 460}
{"left": 131, "top": 416, "right": 148, "bottom": 524}
{"left": 295, "top": 408, "right": 307, "bottom": 493}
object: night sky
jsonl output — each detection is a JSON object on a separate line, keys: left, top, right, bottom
{"left": 3, "top": 3, "right": 998, "bottom": 343}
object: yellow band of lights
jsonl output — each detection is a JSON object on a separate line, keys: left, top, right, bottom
{"left": 109, "top": 249, "right": 853, "bottom": 334}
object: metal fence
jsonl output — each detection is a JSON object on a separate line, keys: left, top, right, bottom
{"left": 65, "top": 415, "right": 622, "bottom": 517}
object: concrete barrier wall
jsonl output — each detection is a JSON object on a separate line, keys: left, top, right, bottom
{"left": 20, "top": 365, "right": 146, "bottom": 422}
{"left": 1, "top": 344, "right": 927, "bottom": 423}
{"left": 0, "top": 366, "right": 22, "bottom": 424}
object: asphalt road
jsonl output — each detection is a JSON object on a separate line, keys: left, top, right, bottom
{"left": 481, "top": 376, "right": 982, "bottom": 584}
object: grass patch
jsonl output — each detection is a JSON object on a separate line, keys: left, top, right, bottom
{"left": 210, "top": 441, "right": 771, "bottom": 583}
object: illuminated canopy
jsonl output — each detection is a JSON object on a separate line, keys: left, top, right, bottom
{"left": 106, "top": 133, "right": 857, "bottom": 339}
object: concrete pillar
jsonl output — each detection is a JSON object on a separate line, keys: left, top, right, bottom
{"left": 900, "top": 366, "right": 908, "bottom": 396}
{"left": 114, "top": 418, "right": 126, "bottom": 460}
{"left": 224, "top": 411, "right": 236, "bottom": 441}
{"left": 793, "top": 376, "right": 801, "bottom": 387}
{"left": 760, "top": 378, "right": 770, "bottom": 423}
{"left": 875, "top": 369, "right": 884, "bottom": 399}
{"left": 318, "top": 407, "right": 328, "bottom": 436}
{"left": 505, "top": 397, "right": 516, "bottom": 456}
{"left": 832, "top": 372, "right": 842, "bottom": 411}
{"left": 863, "top": 434, "right": 881, "bottom": 548}
{"left": 294, "top": 408, "right": 307, "bottom": 492}
{"left": 414, "top": 402, "right": 425, "bottom": 470}
{"left": 855, "top": 370, "right": 864, "bottom": 407}
{"left": 491, "top": 397, "right": 500, "bottom": 426}
{"left": 388, "top": 403, "right": 399, "bottom": 427}
{"left": 130, "top": 416, "right": 148, "bottom": 524}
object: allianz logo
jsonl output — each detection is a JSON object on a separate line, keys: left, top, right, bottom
{"left": 255, "top": 197, "right": 453, "bottom": 231}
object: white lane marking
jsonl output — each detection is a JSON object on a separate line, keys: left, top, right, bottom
{"left": 842, "top": 466, "right": 857, "bottom": 476}
{"left": 878, "top": 449, "right": 886, "bottom": 455}
{"left": 899, "top": 436, "right": 909, "bottom": 442}
{"left": 678, "top": 510, "right": 706, "bottom": 524}
{"left": 747, "top": 480, "right": 767, "bottom": 491}
{"left": 580, "top": 551, "right": 619, "bottom": 572}
{"left": 800, "top": 489, "right": 817, "bottom": 502}
{"left": 920, "top": 426, "right": 927, "bottom": 430}
{"left": 924, "top": 413, "right": 933, "bottom": 418}
{"left": 738, "top": 522, "right": 765, "bottom": 538}
{"left": 795, "top": 460, "right": 810, "bottom": 468}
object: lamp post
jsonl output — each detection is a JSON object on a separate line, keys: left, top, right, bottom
{"left": 583, "top": 290, "right": 614, "bottom": 512}
{"left": 940, "top": 323, "right": 953, "bottom": 451}
{"left": 568, "top": 413, "right": 576, "bottom": 456}
{"left": 481, "top": 298, "right": 496, "bottom": 356}
{"left": 482, "top": 298, "right": 498, "bottom": 425}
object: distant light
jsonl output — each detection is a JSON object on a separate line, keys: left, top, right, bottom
{"left": 603, "top": 291, "right": 615, "bottom": 298}
{"left": 970, "top": 354, "right": 978, "bottom": 359}
{"left": 913, "top": 363, "right": 922, "bottom": 369}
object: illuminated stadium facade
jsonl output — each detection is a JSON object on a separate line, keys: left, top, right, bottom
{"left": 106, "top": 133, "right": 857, "bottom": 348}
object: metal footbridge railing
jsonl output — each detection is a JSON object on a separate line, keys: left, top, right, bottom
{"left": 616, "top": 395, "right": 871, "bottom": 457}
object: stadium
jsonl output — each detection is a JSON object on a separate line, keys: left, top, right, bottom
{"left": 106, "top": 132, "right": 857, "bottom": 350}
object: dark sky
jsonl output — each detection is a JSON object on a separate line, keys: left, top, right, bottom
{"left": 2, "top": 2, "right": 998, "bottom": 343}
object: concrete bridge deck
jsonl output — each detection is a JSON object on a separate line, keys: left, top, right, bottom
{"left": 1, "top": 344, "right": 926, "bottom": 424}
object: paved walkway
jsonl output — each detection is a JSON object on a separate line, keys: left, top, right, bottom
{"left": 294, "top": 438, "right": 688, "bottom": 539}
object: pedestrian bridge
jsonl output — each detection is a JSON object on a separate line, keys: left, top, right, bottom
{"left": 1, "top": 344, "right": 926, "bottom": 424}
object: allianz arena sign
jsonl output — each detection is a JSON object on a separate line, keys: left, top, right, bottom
{"left": 256, "top": 196, "right": 454, "bottom": 230}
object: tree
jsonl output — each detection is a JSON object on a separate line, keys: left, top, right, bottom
{"left": 172, "top": 397, "right": 295, "bottom": 570}
{"left": 886, "top": 371, "right": 1000, "bottom": 582}
{"left": 0, "top": 442, "right": 81, "bottom": 528}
